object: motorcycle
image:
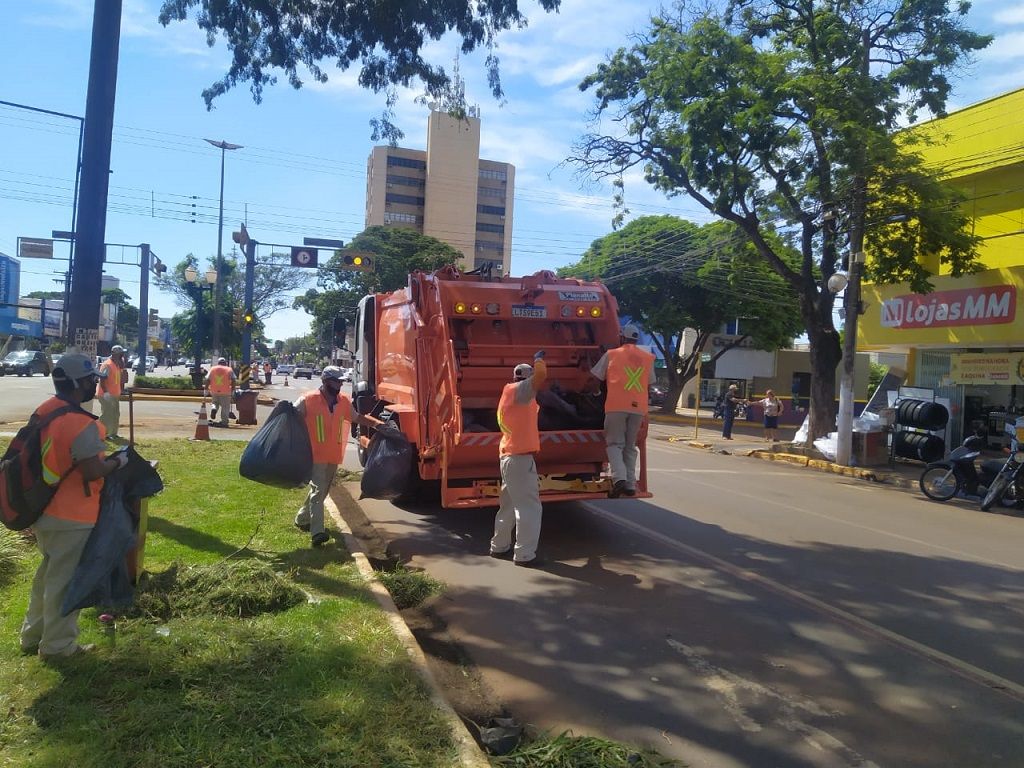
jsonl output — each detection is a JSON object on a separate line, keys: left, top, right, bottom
{"left": 979, "top": 446, "right": 1024, "bottom": 511}
{"left": 918, "top": 434, "right": 1019, "bottom": 507}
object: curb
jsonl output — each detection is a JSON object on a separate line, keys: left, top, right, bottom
{"left": 326, "top": 491, "right": 491, "bottom": 768}
{"left": 745, "top": 450, "right": 907, "bottom": 484}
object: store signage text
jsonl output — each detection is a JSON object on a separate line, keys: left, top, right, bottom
{"left": 880, "top": 285, "right": 1016, "bottom": 329}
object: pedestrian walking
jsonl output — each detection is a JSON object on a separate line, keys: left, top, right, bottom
{"left": 205, "top": 357, "right": 236, "bottom": 427}
{"left": 294, "top": 367, "right": 353, "bottom": 547}
{"left": 588, "top": 324, "right": 656, "bottom": 498}
{"left": 721, "top": 384, "right": 747, "bottom": 440}
{"left": 19, "top": 353, "right": 129, "bottom": 660}
{"left": 263, "top": 361, "right": 272, "bottom": 385}
{"left": 759, "top": 390, "right": 783, "bottom": 442}
{"left": 97, "top": 345, "right": 126, "bottom": 442}
{"left": 490, "top": 350, "right": 547, "bottom": 567}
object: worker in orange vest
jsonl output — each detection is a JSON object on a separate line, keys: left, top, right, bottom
{"left": 589, "top": 324, "right": 656, "bottom": 498}
{"left": 20, "top": 353, "right": 129, "bottom": 660}
{"left": 204, "top": 357, "right": 236, "bottom": 427}
{"left": 97, "top": 345, "right": 126, "bottom": 442}
{"left": 293, "top": 366, "right": 353, "bottom": 547}
{"left": 490, "top": 350, "right": 547, "bottom": 567}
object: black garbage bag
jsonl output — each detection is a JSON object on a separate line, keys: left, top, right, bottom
{"left": 360, "top": 423, "right": 413, "bottom": 501}
{"left": 239, "top": 401, "right": 313, "bottom": 487}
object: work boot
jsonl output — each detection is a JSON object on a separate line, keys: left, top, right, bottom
{"left": 311, "top": 532, "right": 330, "bottom": 547}
{"left": 39, "top": 643, "right": 95, "bottom": 662}
{"left": 609, "top": 480, "right": 627, "bottom": 498}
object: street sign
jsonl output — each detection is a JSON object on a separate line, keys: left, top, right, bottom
{"left": 303, "top": 237, "right": 345, "bottom": 249}
{"left": 290, "top": 246, "right": 319, "bottom": 268}
{"left": 17, "top": 237, "right": 54, "bottom": 259}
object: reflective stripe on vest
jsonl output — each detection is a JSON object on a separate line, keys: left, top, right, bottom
{"left": 208, "top": 365, "right": 234, "bottom": 395}
{"left": 302, "top": 391, "right": 350, "bottom": 465}
{"left": 604, "top": 345, "right": 656, "bottom": 414}
{"left": 498, "top": 382, "right": 540, "bottom": 456}
{"left": 34, "top": 396, "right": 106, "bottom": 524}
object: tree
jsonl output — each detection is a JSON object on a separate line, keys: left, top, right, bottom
{"left": 562, "top": 216, "right": 803, "bottom": 412}
{"left": 294, "top": 226, "right": 462, "bottom": 337}
{"left": 573, "top": 0, "right": 987, "bottom": 441}
{"left": 158, "top": 0, "right": 561, "bottom": 140}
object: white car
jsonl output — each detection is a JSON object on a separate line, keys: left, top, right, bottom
{"left": 277, "top": 364, "right": 295, "bottom": 376}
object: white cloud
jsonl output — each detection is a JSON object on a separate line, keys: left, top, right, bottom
{"left": 977, "top": 31, "right": 1024, "bottom": 61}
{"left": 993, "top": 5, "right": 1024, "bottom": 24}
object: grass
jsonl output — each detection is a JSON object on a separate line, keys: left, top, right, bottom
{"left": 0, "top": 528, "right": 30, "bottom": 587}
{"left": 492, "top": 733, "right": 684, "bottom": 767}
{"left": 376, "top": 564, "right": 445, "bottom": 610}
{"left": 132, "top": 375, "right": 197, "bottom": 390}
{"left": 0, "top": 439, "right": 457, "bottom": 768}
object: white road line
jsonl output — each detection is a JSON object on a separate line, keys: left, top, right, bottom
{"left": 583, "top": 502, "right": 1024, "bottom": 705}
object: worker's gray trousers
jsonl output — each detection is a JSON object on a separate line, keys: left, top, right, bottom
{"left": 491, "top": 454, "right": 543, "bottom": 563}
{"left": 605, "top": 411, "right": 643, "bottom": 489}
{"left": 211, "top": 394, "right": 232, "bottom": 426}
{"left": 99, "top": 394, "right": 120, "bottom": 438}
{"left": 295, "top": 463, "right": 338, "bottom": 537}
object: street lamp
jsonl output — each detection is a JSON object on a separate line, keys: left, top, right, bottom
{"left": 203, "top": 138, "right": 243, "bottom": 360}
{"left": 184, "top": 266, "right": 218, "bottom": 387}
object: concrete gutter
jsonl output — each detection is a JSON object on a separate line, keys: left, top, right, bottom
{"left": 326, "top": 490, "right": 491, "bottom": 768}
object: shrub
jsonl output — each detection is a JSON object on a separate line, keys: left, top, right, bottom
{"left": 133, "top": 375, "right": 197, "bottom": 390}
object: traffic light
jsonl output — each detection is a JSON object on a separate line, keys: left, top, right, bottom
{"left": 341, "top": 252, "right": 373, "bottom": 271}
{"left": 243, "top": 309, "right": 254, "bottom": 328}
{"left": 232, "top": 307, "right": 243, "bottom": 330}
{"left": 333, "top": 316, "right": 347, "bottom": 349}
{"left": 232, "top": 224, "right": 250, "bottom": 247}
{"left": 148, "top": 309, "right": 159, "bottom": 327}
{"left": 150, "top": 257, "right": 167, "bottom": 276}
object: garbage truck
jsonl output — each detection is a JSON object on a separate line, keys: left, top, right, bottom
{"left": 351, "top": 265, "right": 652, "bottom": 508}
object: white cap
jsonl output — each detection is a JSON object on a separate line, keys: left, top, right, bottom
{"left": 322, "top": 366, "right": 344, "bottom": 381}
{"left": 622, "top": 324, "right": 640, "bottom": 340}
{"left": 111, "top": 345, "right": 125, "bottom": 354}
{"left": 513, "top": 363, "right": 533, "bottom": 380}
{"left": 217, "top": 357, "right": 228, "bottom": 364}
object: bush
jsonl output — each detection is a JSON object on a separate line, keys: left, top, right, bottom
{"left": 133, "top": 375, "right": 197, "bottom": 390}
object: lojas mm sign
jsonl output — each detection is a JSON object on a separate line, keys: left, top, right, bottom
{"left": 880, "top": 284, "right": 1016, "bottom": 329}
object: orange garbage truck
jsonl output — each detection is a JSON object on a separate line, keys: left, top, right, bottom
{"left": 351, "top": 266, "right": 652, "bottom": 508}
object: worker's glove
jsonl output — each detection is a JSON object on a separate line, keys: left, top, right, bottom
{"left": 534, "top": 350, "right": 545, "bottom": 361}
{"left": 109, "top": 450, "right": 130, "bottom": 470}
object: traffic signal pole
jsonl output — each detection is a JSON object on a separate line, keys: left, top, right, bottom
{"left": 241, "top": 233, "right": 257, "bottom": 389}
{"left": 136, "top": 243, "right": 150, "bottom": 376}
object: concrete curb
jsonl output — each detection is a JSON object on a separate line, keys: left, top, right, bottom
{"left": 746, "top": 450, "right": 902, "bottom": 484}
{"left": 325, "top": 492, "right": 490, "bottom": 768}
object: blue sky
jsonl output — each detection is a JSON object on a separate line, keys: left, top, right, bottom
{"left": 1, "top": 0, "right": 1022, "bottom": 343}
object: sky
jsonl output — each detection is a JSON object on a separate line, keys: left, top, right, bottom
{"left": 1, "top": 0, "right": 1022, "bottom": 345}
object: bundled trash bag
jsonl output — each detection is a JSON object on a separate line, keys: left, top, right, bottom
{"left": 360, "top": 423, "right": 413, "bottom": 501}
{"left": 239, "top": 401, "right": 312, "bottom": 487}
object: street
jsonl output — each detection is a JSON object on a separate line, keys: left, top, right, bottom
{"left": 342, "top": 423, "right": 1024, "bottom": 768}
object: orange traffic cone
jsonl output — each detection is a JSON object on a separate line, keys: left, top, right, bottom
{"left": 283, "top": 374, "right": 289, "bottom": 387}
{"left": 192, "top": 400, "right": 211, "bottom": 441}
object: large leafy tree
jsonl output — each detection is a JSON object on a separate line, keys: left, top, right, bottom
{"left": 573, "top": 0, "right": 988, "bottom": 440}
{"left": 158, "top": 0, "right": 560, "bottom": 139}
{"left": 294, "top": 226, "right": 463, "bottom": 335}
{"left": 562, "top": 216, "right": 803, "bottom": 412}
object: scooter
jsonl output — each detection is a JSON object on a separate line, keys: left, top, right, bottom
{"left": 918, "top": 434, "right": 1016, "bottom": 505}
{"left": 979, "top": 445, "right": 1024, "bottom": 511}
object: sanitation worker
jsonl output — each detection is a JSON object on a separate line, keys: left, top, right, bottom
{"left": 97, "top": 345, "right": 127, "bottom": 442}
{"left": 293, "top": 366, "right": 353, "bottom": 547}
{"left": 20, "top": 353, "right": 129, "bottom": 660}
{"left": 204, "top": 357, "right": 236, "bottom": 427}
{"left": 489, "top": 350, "right": 547, "bottom": 567}
{"left": 589, "top": 324, "right": 656, "bottom": 497}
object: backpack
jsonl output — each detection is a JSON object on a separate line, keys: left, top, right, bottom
{"left": 0, "top": 404, "right": 82, "bottom": 531}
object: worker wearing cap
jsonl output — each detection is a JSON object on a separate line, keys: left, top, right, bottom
{"left": 589, "top": 324, "right": 656, "bottom": 498}
{"left": 205, "top": 357, "right": 236, "bottom": 427}
{"left": 20, "top": 353, "right": 129, "bottom": 660}
{"left": 490, "top": 350, "right": 547, "bottom": 566}
{"left": 294, "top": 366, "right": 353, "bottom": 547}
{"left": 97, "top": 345, "right": 126, "bottom": 441}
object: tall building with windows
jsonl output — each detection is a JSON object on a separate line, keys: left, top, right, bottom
{"left": 365, "top": 110, "right": 515, "bottom": 274}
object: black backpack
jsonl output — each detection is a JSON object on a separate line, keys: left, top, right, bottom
{"left": 0, "top": 404, "right": 86, "bottom": 531}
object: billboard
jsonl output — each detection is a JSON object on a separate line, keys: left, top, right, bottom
{"left": 0, "top": 252, "right": 20, "bottom": 308}
{"left": 17, "top": 297, "right": 63, "bottom": 338}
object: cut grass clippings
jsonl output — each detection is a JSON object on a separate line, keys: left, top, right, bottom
{"left": 0, "top": 439, "right": 457, "bottom": 768}
{"left": 0, "top": 528, "right": 31, "bottom": 587}
{"left": 493, "top": 733, "right": 685, "bottom": 767}
{"left": 376, "top": 564, "right": 445, "bottom": 610}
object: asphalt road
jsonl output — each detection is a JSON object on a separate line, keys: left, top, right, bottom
{"left": 347, "top": 426, "right": 1024, "bottom": 768}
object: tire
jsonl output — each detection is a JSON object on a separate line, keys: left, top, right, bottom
{"left": 981, "top": 474, "right": 1010, "bottom": 511}
{"left": 920, "top": 467, "right": 959, "bottom": 501}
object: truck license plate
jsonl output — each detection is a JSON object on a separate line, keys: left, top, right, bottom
{"left": 511, "top": 305, "right": 547, "bottom": 318}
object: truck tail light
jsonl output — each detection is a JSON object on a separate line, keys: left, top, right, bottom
{"left": 470, "top": 303, "right": 483, "bottom": 314}
{"left": 485, "top": 303, "right": 500, "bottom": 315}
{"left": 575, "top": 306, "right": 587, "bottom": 317}
{"left": 590, "top": 307, "right": 602, "bottom": 318}
{"left": 454, "top": 302, "right": 467, "bottom": 314}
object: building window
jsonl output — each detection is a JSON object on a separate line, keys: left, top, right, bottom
{"left": 479, "top": 168, "right": 507, "bottom": 181}
{"left": 387, "top": 155, "right": 427, "bottom": 170}
{"left": 475, "top": 239, "right": 504, "bottom": 252}
{"left": 477, "top": 204, "right": 505, "bottom": 216}
{"left": 387, "top": 174, "right": 425, "bottom": 188}
{"left": 478, "top": 186, "right": 504, "bottom": 199}
{"left": 474, "top": 257, "right": 503, "bottom": 272}
{"left": 476, "top": 222, "right": 504, "bottom": 234}
{"left": 384, "top": 212, "right": 420, "bottom": 225}
{"left": 386, "top": 192, "right": 425, "bottom": 207}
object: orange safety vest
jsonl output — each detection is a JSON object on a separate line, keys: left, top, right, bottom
{"left": 36, "top": 396, "right": 107, "bottom": 524}
{"left": 208, "top": 365, "right": 234, "bottom": 395}
{"left": 301, "top": 390, "right": 351, "bottom": 465}
{"left": 497, "top": 383, "right": 541, "bottom": 457}
{"left": 99, "top": 359, "right": 122, "bottom": 397}
{"left": 604, "top": 344, "right": 655, "bottom": 415}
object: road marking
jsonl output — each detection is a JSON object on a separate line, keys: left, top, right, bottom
{"left": 583, "top": 502, "right": 1024, "bottom": 705}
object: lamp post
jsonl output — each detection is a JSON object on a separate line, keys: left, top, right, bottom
{"left": 203, "top": 138, "right": 243, "bottom": 360}
{"left": 184, "top": 265, "right": 218, "bottom": 388}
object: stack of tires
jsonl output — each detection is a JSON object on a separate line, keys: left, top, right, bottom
{"left": 892, "top": 399, "right": 948, "bottom": 462}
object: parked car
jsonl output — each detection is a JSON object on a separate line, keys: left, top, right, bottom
{"left": 293, "top": 363, "right": 315, "bottom": 379}
{"left": 341, "top": 367, "right": 353, "bottom": 382}
{"left": 2, "top": 350, "right": 51, "bottom": 377}
{"left": 648, "top": 384, "right": 668, "bottom": 408}
{"left": 277, "top": 364, "right": 295, "bottom": 376}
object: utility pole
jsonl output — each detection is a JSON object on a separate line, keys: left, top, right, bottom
{"left": 68, "top": 0, "right": 122, "bottom": 356}
{"left": 136, "top": 244, "right": 150, "bottom": 377}
{"left": 204, "top": 139, "right": 243, "bottom": 359}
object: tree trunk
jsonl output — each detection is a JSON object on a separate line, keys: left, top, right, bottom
{"left": 804, "top": 313, "right": 842, "bottom": 445}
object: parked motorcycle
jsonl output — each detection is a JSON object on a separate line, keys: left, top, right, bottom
{"left": 979, "top": 447, "right": 1024, "bottom": 511}
{"left": 918, "top": 434, "right": 1018, "bottom": 506}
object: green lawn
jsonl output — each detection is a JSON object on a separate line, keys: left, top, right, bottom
{"left": 0, "top": 439, "right": 457, "bottom": 768}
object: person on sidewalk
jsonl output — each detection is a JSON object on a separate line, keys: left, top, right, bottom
{"left": 20, "top": 353, "right": 129, "bottom": 661}
{"left": 490, "top": 351, "right": 547, "bottom": 567}
{"left": 588, "top": 324, "right": 656, "bottom": 497}
{"left": 205, "top": 357, "right": 236, "bottom": 427}
{"left": 294, "top": 367, "right": 353, "bottom": 547}
{"left": 97, "top": 345, "right": 126, "bottom": 442}
{"left": 263, "top": 361, "right": 272, "bottom": 385}
{"left": 759, "top": 389, "right": 783, "bottom": 442}
{"left": 721, "top": 384, "right": 748, "bottom": 440}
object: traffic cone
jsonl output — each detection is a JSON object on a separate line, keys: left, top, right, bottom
{"left": 283, "top": 374, "right": 289, "bottom": 387}
{"left": 192, "top": 400, "right": 211, "bottom": 441}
